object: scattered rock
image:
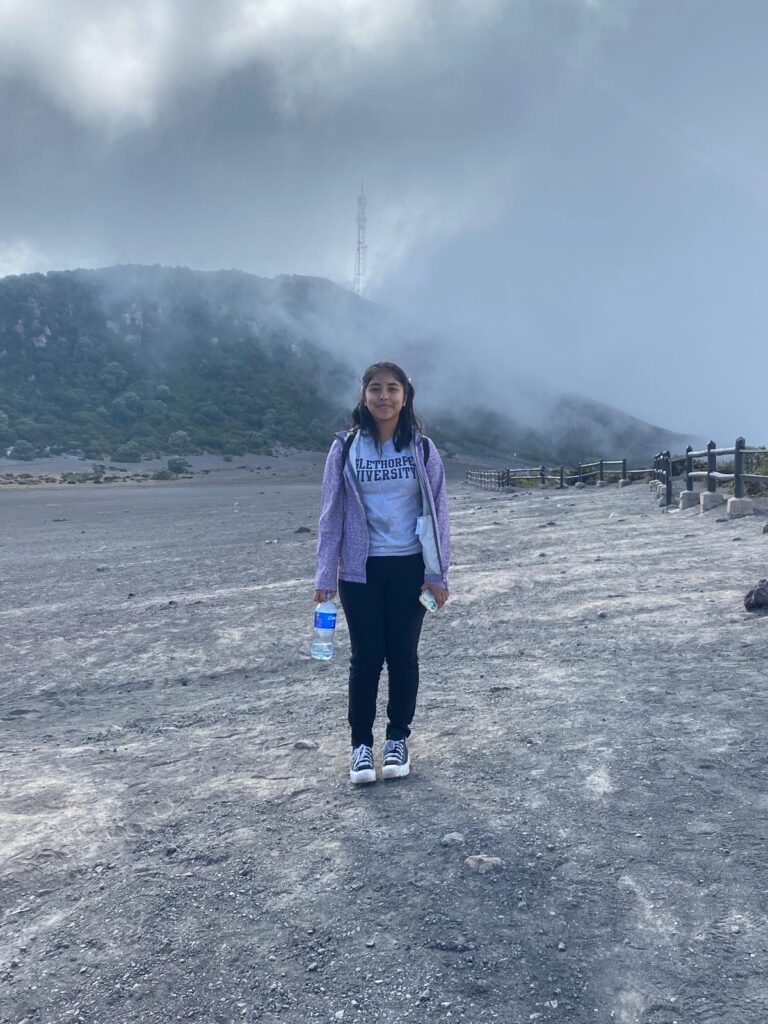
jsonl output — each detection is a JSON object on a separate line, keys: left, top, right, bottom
{"left": 307, "top": 961, "right": 318, "bottom": 972}
{"left": 557, "top": 941, "right": 567, "bottom": 951}
{"left": 464, "top": 854, "right": 504, "bottom": 873}
{"left": 574, "top": 481, "right": 586, "bottom": 489}
{"left": 715, "top": 517, "right": 728, "bottom": 523}
{"left": 441, "top": 832, "right": 465, "bottom": 847}
{"left": 744, "top": 579, "right": 768, "bottom": 611}
{"left": 597, "top": 611, "right": 608, "bottom": 619}
{"left": 127, "top": 592, "right": 136, "bottom": 598}
{"left": 730, "top": 925, "right": 741, "bottom": 935}
{"left": 293, "top": 739, "right": 319, "bottom": 750}
{"left": 294, "top": 526, "right": 311, "bottom": 534}
{"left": 96, "top": 565, "right": 110, "bottom": 573}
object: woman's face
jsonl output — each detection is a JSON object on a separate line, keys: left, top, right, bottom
{"left": 363, "top": 371, "right": 406, "bottom": 428}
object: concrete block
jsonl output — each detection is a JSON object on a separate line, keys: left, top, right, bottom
{"left": 700, "top": 491, "right": 725, "bottom": 512}
{"left": 679, "top": 490, "right": 698, "bottom": 510}
{"left": 618, "top": 479, "right": 632, "bottom": 487}
{"left": 727, "top": 496, "right": 755, "bottom": 518}
{"left": 596, "top": 479, "right": 609, "bottom": 488}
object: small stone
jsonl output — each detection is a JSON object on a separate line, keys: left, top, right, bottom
{"left": 307, "top": 961, "right": 318, "bottom": 972}
{"left": 418, "top": 990, "right": 431, "bottom": 1002}
{"left": 597, "top": 611, "right": 608, "bottom": 619}
{"left": 730, "top": 925, "right": 741, "bottom": 934}
{"left": 365, "top": 939, "right": 375, "bottom": 948}
{"left": 441, "top": 832, "right": 465, "bottom": 847}
{"left": 557, "top": 941, "right": 567, "bottom": 951}
{"left": 464, "top": 854, "right": 504, "bottom": 873}
{"left": 293, "top": 740, "right": 319, "bottom": 750}
{"left": 538, "top": 552, "right": 547, "bottom": 558}
{"left": 335, "top": 1012, "right": 345, "bottom": 1020}
{"left": 295, "top": 526, "right": 311, "bottom": 534}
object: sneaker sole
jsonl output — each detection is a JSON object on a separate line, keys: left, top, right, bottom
{"left": 381, "top": 762, "right": 410, "bottom": 780}
{"left": 350, "top": 768, "right": 376, "bottom": 784}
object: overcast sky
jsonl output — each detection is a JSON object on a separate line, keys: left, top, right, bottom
{"left": 1, "top": 0, "right": 766, "bottom": 442}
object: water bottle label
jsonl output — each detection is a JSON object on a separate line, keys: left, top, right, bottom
{"left": 314, "top": 611, "right": 337, "bottom": 630}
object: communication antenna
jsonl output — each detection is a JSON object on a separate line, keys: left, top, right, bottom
{"left": 353, "top": 182, "right": 367, "bottom": 296}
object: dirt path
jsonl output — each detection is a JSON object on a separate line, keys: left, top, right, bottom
{"left": 2, "top": 475, "right": 767, "bottom": 1024}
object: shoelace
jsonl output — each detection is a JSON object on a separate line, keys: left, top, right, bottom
{"left": 352, "top": 745, "right": 373, "bottom": 770}
{"left": 384, "top": 740, "right": 405, "bottom": 763}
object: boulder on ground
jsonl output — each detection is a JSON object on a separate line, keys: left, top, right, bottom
{"left": 744, "top": 579, "right": 768, "bottom": 611}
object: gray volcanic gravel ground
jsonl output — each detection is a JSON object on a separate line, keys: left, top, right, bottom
{"left": 1, "top": 471, "right": 767, "bottom": 1024}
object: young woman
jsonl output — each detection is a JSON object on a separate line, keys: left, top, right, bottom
{"left": 313, "top": 361, "right": 451, "bottom": 784}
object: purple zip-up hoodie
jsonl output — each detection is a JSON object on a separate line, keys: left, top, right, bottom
{"left": 315, "top": 429, "right": 451, "bottom": 592}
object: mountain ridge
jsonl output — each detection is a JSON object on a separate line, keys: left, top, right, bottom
{"left": 0, "top": 263, "right": 696, "bottom": 464}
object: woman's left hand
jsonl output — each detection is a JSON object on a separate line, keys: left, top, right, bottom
{"left": 422, "top": 583, "right": 449, "bottom": 609}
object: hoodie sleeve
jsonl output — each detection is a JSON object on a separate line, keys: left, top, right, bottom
{"left": 315, "top": 439, "right": 344, "bottom": 591}
{"left": 424, "top": 439, "right": 451, "bottom": 589}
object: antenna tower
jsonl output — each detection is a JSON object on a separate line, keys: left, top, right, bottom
{"left": 353, "top": 182, "right": 367, "bottom": 296}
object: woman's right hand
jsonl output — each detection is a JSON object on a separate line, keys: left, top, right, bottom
{"left": 313, "top": 589, "right": 337, "bottom": 603}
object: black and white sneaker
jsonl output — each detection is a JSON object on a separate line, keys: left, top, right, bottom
{"left": 350, "top": 744, "right": 376, "bottom": 784}
{"left": 382, "top": 739, "right": 410, "bottom": 779}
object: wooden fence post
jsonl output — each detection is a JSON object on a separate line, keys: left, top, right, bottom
{"left": 539, "top": 465, "right": 546, "bottom": 487}
{"left": 685, "top": 445, "right": 693, "bottom": 491}
{"left": 559, "top": 465, "right": 565, "bottom": 489}
{"left": 621, "top": 458, "right": 627, "bottom": 481}
{"left": 734, "top": 437, "right": 745, "bottom": 499}
{"left": 664, "top": 450, "right": 672, "bottom": 506}
{"left": 707, "top": 441, "right": 717, "bottom": 493}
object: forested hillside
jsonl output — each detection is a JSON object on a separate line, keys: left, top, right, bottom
{"left": 0, "top": 266, "right": 355, "bottom": 460}
{"left": 0, "top": 264, "right": 693, "bottom": 465}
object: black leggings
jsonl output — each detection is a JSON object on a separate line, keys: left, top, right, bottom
{"left": 338, "top": 554, "right": 427, "bottom": 748}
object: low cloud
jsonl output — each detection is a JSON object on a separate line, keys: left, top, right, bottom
{"left": 0, "top": 0, "right": 510, "bottom": 130}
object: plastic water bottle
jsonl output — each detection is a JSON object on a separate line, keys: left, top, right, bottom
{"left": 311, "top": 599, "right": 337, "bottom": 660}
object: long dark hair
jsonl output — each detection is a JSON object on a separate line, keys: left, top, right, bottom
{"left": 351, "top": 361, "right": 423, "bottom": 452}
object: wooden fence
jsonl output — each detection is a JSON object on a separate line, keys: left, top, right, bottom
{"left": 467, "top": 435, "right": 768, "bottom": 515}
{"left": 466, "top": 458, "right": 646, "bottom": 491}
{"left": 652, "top": 437, "right": 768, "bottom": 511}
